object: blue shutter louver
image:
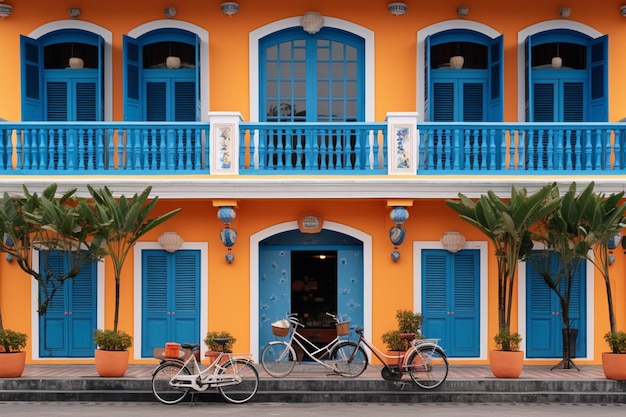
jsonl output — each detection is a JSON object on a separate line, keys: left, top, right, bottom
{"left": 533, "top": 83, "right": 555, "bottom": 122}
{"left": 46, "top": 82, "right": 68, "bottom": 121}
{"left": 463, "top": 83, "right": 483, "bottom": 121}
{"left": 174, "top": 81, "right": 196, "bottom": 121}
{"left": 123, "top": 35, "right": 142, "bottom": 121}
{"left": 21, "top": 35, "right": 44, "bottom": 121}
{"left": 433, "top": 83, "right": 454, "bottom": 121}
{"left": 75, "top": 82, "right": 97, "bottom": 121}
{"left": 563, "top": 82, "right": 584, "bottom": 122}
{"left": 146, "top": 82, "right": 167, "bottom": 121}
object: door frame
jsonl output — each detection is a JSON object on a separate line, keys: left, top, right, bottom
{"left": 250, "top": 220, "right": 372, "bottom": 362}
{"left": 30, "top": 250, "right": 105, "bottom": 360}
{"left": 413, "top": 240, "right": 488, "bottom": 360}
{"left": 518, "top": 242, "right": 594, "bottom": 360}
{"left": 133, "top": 241, "right": 208, "bottom": 360}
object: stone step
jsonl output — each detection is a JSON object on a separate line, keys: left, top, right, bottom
{"left": 1, "top": 377, "right": 625, "bottom": 403}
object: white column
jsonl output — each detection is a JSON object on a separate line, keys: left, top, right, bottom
{"left": 208, "top": 112, "right": 243, "bottom": 175}
{"left": 386, "top": 112, "right": 419, "bottom": 175}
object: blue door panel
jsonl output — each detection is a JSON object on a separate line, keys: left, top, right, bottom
{"left": 337, "top": 247, "right": 364, "bottom": 338}
{"left": 39, "top": 251, "right": 97, "bottom": 357}
{"left": 141, "top": 249, "right": 200, "bottom": 358}
{"left": 422, "top": 249, "right": 480, "bottom": 357}
{"left": 526, "top": 250, "right": 586, "bottom": 358}
{"left": 259, "top": 248, "right": 292, "bottom": 353}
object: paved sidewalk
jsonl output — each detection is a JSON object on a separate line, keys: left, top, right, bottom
{"left": 18, "top": 362, "right": 606, "bottom": 380}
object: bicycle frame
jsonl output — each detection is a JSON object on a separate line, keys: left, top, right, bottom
{"left": 288, "top": 329, "right": 343, "bottom": 364}
{"left": 353, "top": 332, "right": 442, "bottom": 372}
{"left": 168, "top": 350, "right": 243, "bottom": 391}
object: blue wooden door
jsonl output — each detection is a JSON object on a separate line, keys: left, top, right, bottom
{"left": 526, "top": 251, "right": 586, "bottom": 358}
{"left": 421, "top": 249, "right": 480, "bottom": 357}
{"left": 141, "top": 249, "right": 200, "bottom": 357}
{"left": 258, "top": 245, "right": 364, "bottom": 353}
{"left": 39, "top": 251, "right": 97, "bottom": 357}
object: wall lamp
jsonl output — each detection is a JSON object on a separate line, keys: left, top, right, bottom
{"left": 621, "top": 5, "right": 626, "bottom": 16}
{"left": 221, "top": 2, "right": 239, "bottom": 16}
{"left": 158, "top": 231, "right": 184, "bottom": 253}
{"left": 69, "top": 7, "right": 80, "bottom": 19}
{"left": 559, "top": 7, "right": 572, "bottom": 18}
{"left": 440, "top": 231, "right": 466, "bottom": 253}
{"left": 217, "top": 206, "right": 237, "bottom": 263}
{"left": 301, "top": 11, "right": 324, "bottom": 34}
{"left": 0, "top": 1, "right": 13, "bottom": 18}
{"left": 457, "top": 6, "right": 469, "bottom": 18}
{"left": 388, "top": 2, "right": 408, "bottom": 16}
{"left": 164, "top": 7, "right": 177, "bottom": 19}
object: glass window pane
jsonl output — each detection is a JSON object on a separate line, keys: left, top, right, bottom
{"left": 293, "top": 100, "right": 306, "bottom": 117}
{"left": 266, "top": 81, "right": 278, "bottom": 96}
{"left": 279, "top": 42, "right": 292, "bottom": 60}
{"left": 266, "top": 62, "right": 278, "bottom": 78}
{"left": 266, "top": 45, "right": 277, "bottom": 60}
{"left": 345, "top": 45, "right": 356, "bottom": 60}
{"left": 317, "top": 62, "right": 330, "bottom": 78}
{"left": 280, "top": 81, "right": 292, "bottom": 96}
{"left": 294, "top": 47, "right": 306, "bottom": 60}
{"left": 318, "top": 81, "right": 330, "bottom": 98}
{"left": 332, "top": 62, "right": 344, "bottom": 77}
{"left": 346, "top": 62, "right": 357, "bottom": 78}
{"left": 294, "top": 62, "right": 306, "bottom": 78}
{"left": 318, "top": 101, "right": 330, "bottom": 120}
{"left": 332, "top": 81, "right": 344, "bottom": 98}
{"left": 346, "top": 81, "right": 357, "bottom": 98}
{"left": 279, "top": 62, "right": 292, "bottom": 77}
{"left": 331, "top": 42, "right": 344, "bottom": 60}
{"left": 317, "top": 46, "right": 329, "bottom": 60}
{"left": 294, "top": 81, "right": 306, "bottom": 99}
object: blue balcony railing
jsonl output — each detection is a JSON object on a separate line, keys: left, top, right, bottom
{"left": 1, "top": 121, "right": 626, "bottom": 175}
{"left": 239, "top": 122, "right": 388, "bottom": 174}
{"left": 418, "top": 122, "right": 626, "bottom": 174}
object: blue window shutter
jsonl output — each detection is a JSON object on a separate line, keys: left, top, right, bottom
{"left": 142, "top": 251, "right": 169, "bottom": 357}
{"left": 562, "top": 82, "right": 584, "bottom": 122}
{"left": 462, "top": 83, "right": 484, "bottom": 121}
{"left": 123, "top": 35, "right": 141, "bottom": 121}
{"left": 171, "top": 251, "right": 200, "bottom": 344}
{"left": 588, "top": 35, "right": 607, "bottom": 122}
{"left": 46, "top": 82, "right": 69, "bottom": 121}
{"left": 146, "top": 82, "right": 167, "bottom": 121}
{"left": 525, "top": 36, "right": 533, "bottom": 121}
{"left": 68, "top": 256, "right": 97, "bottom": 356}
{"left": 421, "top": 250, "right": 449, "bottom": 343}
{"left": 75, "top": 82, "right": 97, "bottom": 121}
{"left": 487, "top": 35, "right": 503, "bottom": 121}
{"left": 97, "top": 35, "right": 104, "bottom": 121}
{"left": 194, "top": 34, "right": 201, "bottom": 121}
{"left": 39, "top": 252, "right": 67, "bottom": 356}
{"left": 174, "top": 81, "right": 196, "bottom": 121}
{"left": 452, "top": 251, "right": 480, "bottom": 357}
{"left": 20, "top": 35, "right": 43, "bottom": 121}
{"left": 433, "top": 83, "right": 454, "bottom": 121}
{"left": 424, "top": 35, "right": 431, "bottom": 121}
{"left": 533, "top": 83, "right": 555, "bottom": 122}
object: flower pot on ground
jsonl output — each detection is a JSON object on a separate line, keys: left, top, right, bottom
{"left": 490, "top": 328, "right": 523, "bottom": 378}
{"left": 602, "top": 331, "right": 626, "bottom": 380}
{"left": 93, "top": 329, "right": 133, "bottom": 377}
{"left": 204, "top": 330, "right": 236, "bottom": 363}
{"left": 0, "top": 329, "right": 28, "bottom": 378}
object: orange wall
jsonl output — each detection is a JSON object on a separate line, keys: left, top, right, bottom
{"left": 2, "top": 0, "right": 626, "bottom": 121}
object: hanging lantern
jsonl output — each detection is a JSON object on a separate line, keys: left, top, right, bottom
{"left": 440, "top": 231, "right": 466, "bottom": 253}
{"left": 389, "top": 206, "right": 409, "bottom": 226}
{"left": 217, "top": 206, "right": 236, "bottom": 225}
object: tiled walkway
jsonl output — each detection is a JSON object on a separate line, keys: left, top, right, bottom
{"left": 18, "top": 362, "right": 607, "bottom": 380}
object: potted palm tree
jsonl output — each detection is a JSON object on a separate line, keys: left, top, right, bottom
{"left": 446, "top": 184, "right": 560, "bottom": 378}
{"left": 88, "top": 186, "right": 181, "bottom": 377}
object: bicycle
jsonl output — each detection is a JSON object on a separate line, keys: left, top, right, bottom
{"left": 261, "top": 312, "right": 367, "bottom": 378}
{"left": 333, "top": 326, "right": 448, "bottom": 389}
{"left": 151, "top": 339, "right": 259, "bottom": 404}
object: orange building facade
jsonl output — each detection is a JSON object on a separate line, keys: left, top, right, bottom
{"left": 0, "top": 0, "right": 625, "bottom": 367}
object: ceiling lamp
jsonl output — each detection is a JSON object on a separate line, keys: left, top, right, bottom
{"left": 388, "top": 2, "right": 408, "bottom": 16}
{"left": 221, "top": 2, "right": 239, "bottom": 16}
{"left": 301, "top": 11, "right": 324, "bottom": 34}
{"left": 158, "top": 231, "right": 184, "bottom": 253}
{"left": 440, "top": 231, "right": 466, "bottom": 253}
{"left": 0, "top": 1, "right": 13, "bottom": 18}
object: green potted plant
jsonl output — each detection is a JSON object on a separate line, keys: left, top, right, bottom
{"left": 204, "top": 331, "right": 236, "bottom": 364}
{"left": 0, "top": 328, "right": 28, "bottom": 377}
{"left": 88, "top": 185, "right": 181, "bottom": 377}
{"left": 381, "top": 309, "right": 423, "bottom": 355}
{"left": 446, "top": 184, "right": 560, "bottom": 378}
{"left": 93, "top": 329, "right": 133, "bottom": 351}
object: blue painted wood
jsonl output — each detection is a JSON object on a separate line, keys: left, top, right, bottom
{"left": 422, "top": 249, "right": 480, "bottom": 358}
{"left": 39, "top": 251, "right": 97, "bottom": 358}
{"left": 141, "top": 249, "right": 200, "bottom": 358}
{"left": 526, "top": 251, "right": 587, "bottom": 358}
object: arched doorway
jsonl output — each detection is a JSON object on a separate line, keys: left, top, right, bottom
{"left": 257, "top": 228, "right": 365, "bottom": 357}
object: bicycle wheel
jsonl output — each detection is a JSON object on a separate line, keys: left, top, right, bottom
{"left": 261, "top": 342, "right": 296, "bottom": 377}
{"left": 330, "top": 341, "right": 368, "bottom": 378}
{"left": 218, "top": 359, "right": 260, "bottom": 404}
{"left": 406, "top": 345, "right": 448, "bottom": 389}
{"left": 151, "top": 361, "right": 191, "bottom": 404}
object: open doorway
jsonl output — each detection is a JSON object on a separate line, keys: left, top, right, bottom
{"left": 290, "top": 250, "right": 337, "bottom": 327}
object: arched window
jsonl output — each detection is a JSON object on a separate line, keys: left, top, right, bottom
{"left": 21, "top": 29, "right": 104, "bottom": 121}
{"left": 123, "top": 28, "right": 200, "bottom": 121}
{"left": 425, "top": 29, "right": 503, "bottom": 122}
{"left": 259, "top": 27, "right": 365, "bottom": 122}
{"left": 526, "top": 29, "right": 607, "bottom": 122}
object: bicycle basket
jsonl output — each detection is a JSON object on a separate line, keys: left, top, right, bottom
{"left": 271, "top": 319, "right": 290, "bottom": 337}
{"left": 336, "top": 321, "right": 350, "bottom": 336}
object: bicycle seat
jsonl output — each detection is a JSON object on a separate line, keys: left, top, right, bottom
{"left": 181, "top": 343, "right": 200, "bottom": 351}
{"left": 214, "top": 338, "right": 230, "bottom": 346}
{"left": 399, "top": 333, "right": 415, "bottom": 341}
{"left": 354, "top": 326, "right": 364, "bottom": 334}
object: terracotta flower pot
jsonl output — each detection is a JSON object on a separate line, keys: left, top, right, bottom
{"left": 490, "top": 350, "right": 524, "bottom": 378}
{"left": 94, "top": 349, "right": 129, "bottom": 377}
{"left": 0, "top": 351, "right": 26, "bottom": 378}
{"left": 602, "top": 352, "right": 626, "bottom": 381}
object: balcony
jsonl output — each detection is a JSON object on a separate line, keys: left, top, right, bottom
{"left": 1, "top": 120, "right": 626, "bottom": 176}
